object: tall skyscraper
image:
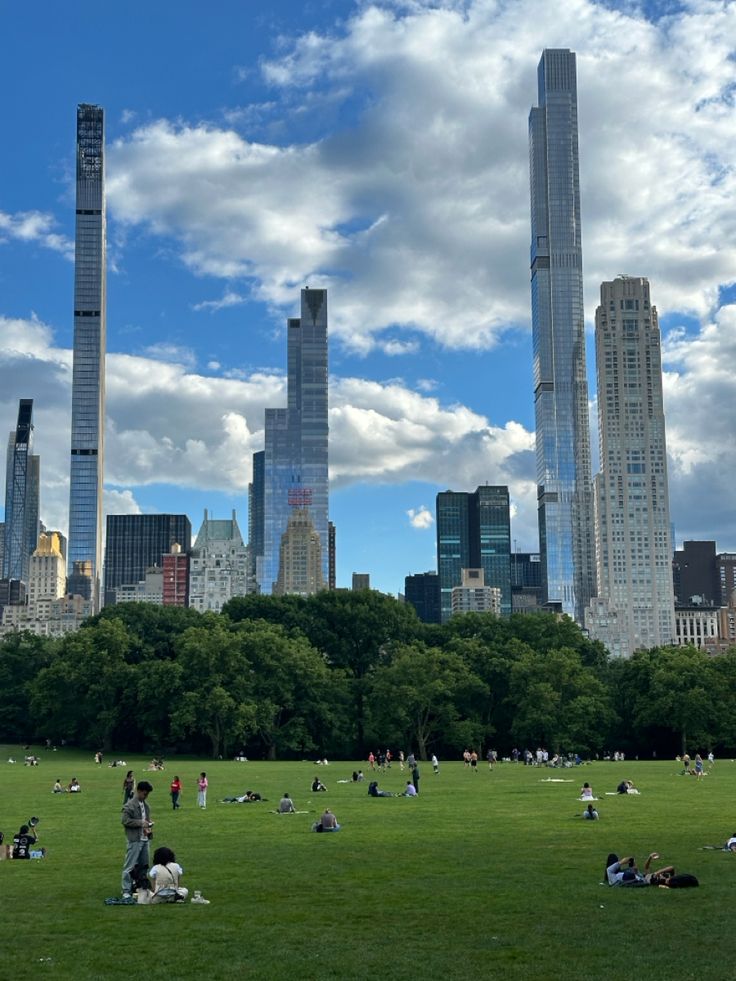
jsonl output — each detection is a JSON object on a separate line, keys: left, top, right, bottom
{"left": 103, "top": 514, "right": 192, "bottom": 606}
{"left": 404, "top": 572, "right": 441, "bottom": 624}
{"left": 260, "top": 288, "right": 329, "bottom": 595}
{"left": 588, "top": 276, "right": 675, "bottom": 656}
{"left": 529, "top": 49, "right": 595, "bottom": 621}
{"left": 67, "top": 104, "right": 106, "bottom": 608}
{"left": 3, "top": 399, "right": 40, "bottom": 583}
{"left": 272, "top": 508, "right": 325, "bottom": 597}
{"left": 436, "top": 486, "right": 511, "bottom": 623}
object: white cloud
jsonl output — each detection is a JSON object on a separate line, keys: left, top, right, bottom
{"left": 407, "top": 505, "right": 434, "bottom": 530}
{"left": 1, "top": 304, "right": 734, "bottom": 553}
{"left": 0, "top": 210, "right": 74, "bottom": 260}
{"left": 142, "top": 342, "right": 197, "bottom": 368}
{"left": 192, "top": 290, "right": 247, "bottom": 313}
{"left": 103, "top": 0, "right": 736, "bottom": 355}
{"left": 103, "top": 488, "right": 142, "bottom": 516}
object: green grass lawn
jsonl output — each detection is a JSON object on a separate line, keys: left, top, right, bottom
{"left": 1, "top": 748, "right": 735, "bottom": 980}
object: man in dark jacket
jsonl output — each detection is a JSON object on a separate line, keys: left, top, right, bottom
{"left": 121, "top": 781, "right": 154, "bottom": 899}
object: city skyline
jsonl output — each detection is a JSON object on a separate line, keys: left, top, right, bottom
{"left": 1, "top": 1, "right": 735, "bottom": 596}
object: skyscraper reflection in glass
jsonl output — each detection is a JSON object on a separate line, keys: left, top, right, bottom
{"left": 529, "top": 49, "right": 595, "bottom": 621}
{"left": 259, "top": 288, "right": 329, "bottom": 594}
{"left": 68, "top": 104, "right": 106, "bottom": 608}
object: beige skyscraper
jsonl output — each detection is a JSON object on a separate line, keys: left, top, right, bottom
{"left": 586, "top": 276, "right": 675, "bottom": 656}
{"left": 273, "top": 508, "right": 325, "bottom": 597}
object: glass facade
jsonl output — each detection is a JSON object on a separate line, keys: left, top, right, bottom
{"left": 529, "top": 49, "right": 595, "bottom": 621}
{"left": 248, "top": 449, "right": 264, "bottom": 583}
{"left": 68, "top": 104, "right": 106, "bottom": 608}
{"left": 260, "top": 289, "right": 329, "bottom": 594}
{"left": 436, "top": 486, "right": 511, "bottom": 623}
{"left": 103, "top": 514, "right": 192, "bottom": 606}
{"left": 3, "top": 399, "right": 40, "bottom": 583}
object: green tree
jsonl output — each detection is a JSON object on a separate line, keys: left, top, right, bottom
{"left": 172, "top": 616, "right": 257, "bottom": 757}
{"left": 0, "top": 632, "right": 54, "bottom": 741}
{"left": 366, "top": 643, "right": 486, "bottom": 759}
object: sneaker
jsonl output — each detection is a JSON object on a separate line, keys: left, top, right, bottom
{"left": 191, "top": 894, "right": 210, "bottom": 905}
{"left": 122, "top": 892, "right": 131, "bottom": 900}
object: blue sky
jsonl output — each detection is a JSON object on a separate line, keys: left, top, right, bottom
{"left": 1, "top": 0, "right": 735, "bottom": 595}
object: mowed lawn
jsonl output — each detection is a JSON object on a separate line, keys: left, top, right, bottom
{"left": 1, "top": 750, "right": 735, "bottom": 980}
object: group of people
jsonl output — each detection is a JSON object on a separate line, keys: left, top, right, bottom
{"left": 604, "top": 852, "right": 698, "bottom": 888}
{"left": 52, "top": 777, "right": 81, "bottom": 793}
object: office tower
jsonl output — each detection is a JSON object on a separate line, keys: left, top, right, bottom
{"left": 589, "top": 276, "right": 675, "bottom": 656}
{"left": 103, "top": 514, "right": 191, "bottom": 606}
{"left": 189, "top": 510, "right": 249, "bottom": 612}
{"left": 163, "top": 543, "right": 190, "bottom": 607}
{"left": 436, "top": 486, "right": 511, "bottom": 623}
{"left": 0, "top": 522, "right": 4, "bottom": 572}
{"left": 451, "top": 568, "right": 501, "bottom": 617}
{"left": 3, "top": 399, "right": 40, "bottom": 583}
{"left": 272, "top": 509, "right": 325, "bottom": 597}
{"left": 248, "top": 450, "right": 265, "bottom": 586}
{"left": 529, "top": 49, "right": 596, "bottom": 621}
{"left": 68, "top": 104, "right": 106, "bottom": 608}
{"left": 352, "top": 573, "right": 370, "bottom": 591}
{"left": 260, "top": 288, "right": 329, "bottom": 595}
{"left": 404, "top": 572, "right": 441, "bottom": 624}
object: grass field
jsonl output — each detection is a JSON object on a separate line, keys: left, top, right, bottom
{"left": 1, "top": 748, "right": 735, "bottom": 980}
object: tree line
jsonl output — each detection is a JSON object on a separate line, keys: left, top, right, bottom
{"left": 1, "top": 591, "right": 735, "bottom": 759}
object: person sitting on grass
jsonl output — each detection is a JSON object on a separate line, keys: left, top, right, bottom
{"left": 313, "top": 808, "right": 340, "bottom": 832}
{"left": 53, "top": 779, "right": 64, "bottom": 793}
{"left": 579, "top": 782, "right": 595, "bottom": 800}
{"left": 279, "top": 792, "right": 296, "bottom": 813}
{"left": 401, "top": 781, "right": 417, "bottom": 797}
{"left": 616, "top": 780, "right": 639, "bottom": 795}
{"left": 367, "top": 781, "right": 394, "bottom": 798}
{"left": 68, "top": 777, "right": 81, "bottom": 793}
{"left": 582, "top": 804, "right": 599, "bottom": 820}
{"left": 13, "top": 824, "right": 45, "bottom": 859}
{"left": 311, "top": 776, "right": 328, "bottom": 793}
{"left": 150, "top": 846, "right": 188, "bottom": 903}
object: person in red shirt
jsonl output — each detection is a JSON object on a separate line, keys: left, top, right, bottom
{"left": 170, "top": 775, "right": 182, "bottom": 810}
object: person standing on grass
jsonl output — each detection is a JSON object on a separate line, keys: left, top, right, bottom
{"left": 197, "top": 772, "right": 208, "bottom": 809}
{"left": 470, "top": 750, "right": 478, "bottom": 772}
{"left": 122, "top": 770, "right": 135, "bottom": 804}
{"left": 170, "top": 775, "right": 182, "bottom": 809}
{"left": 411, "top": 761, "right": 420, "bottom": 794}
{"left": 431, "top": 754, "right": 439, "bottom": 775}
{"left": 121, "top": 781, "right": 154, "bottom": 899}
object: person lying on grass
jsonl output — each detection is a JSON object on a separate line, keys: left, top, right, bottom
{"left": 701, "top": 834, "right": 736, "bottom": 851}
{"left": 582, "top": 804, "right": 599, "bottom": 820}
{"left": 220, "top": 790, "right": 264, "bottom": 803}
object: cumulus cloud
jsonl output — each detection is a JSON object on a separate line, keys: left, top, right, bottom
{"left": 103, "top": 0, "right": 735, "bottom": 354}
{"left": 1, "top": 304, "right": 734, "bottom": 552}
{"left": 0, "top": 210, "right": 74, "bottom": 260}
{"left": 407, "top": 505, "right": 435, "bottom": 530}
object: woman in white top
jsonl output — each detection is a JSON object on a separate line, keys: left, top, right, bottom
{"left": 150, "top": 846, "right": 189, "bottom": 903}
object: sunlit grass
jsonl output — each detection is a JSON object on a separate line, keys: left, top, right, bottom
{"left": 1, "top": 747, "right": 734, "bottom": 980}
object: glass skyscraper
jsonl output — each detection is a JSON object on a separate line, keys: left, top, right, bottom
{"left": 3, "top": 399, "right": 40, "bottom": 583}
{"left": 68, "top": 104, "right": 106, "bottom": 608}
{"left": 259, "top": 288, "right": 329, "bottom": 595}
{"left": 529, "top": 49, "right": 595, "bottom": 621}
{"left": 436, "top": 486, "right": 511, "bottom": 623}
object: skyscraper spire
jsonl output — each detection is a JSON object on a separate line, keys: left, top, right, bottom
{"left": 3, "top": 398, "right": 40, "bottom": 583}
{"left": 67, "top": 104, "right": 106, "bottom": 609}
